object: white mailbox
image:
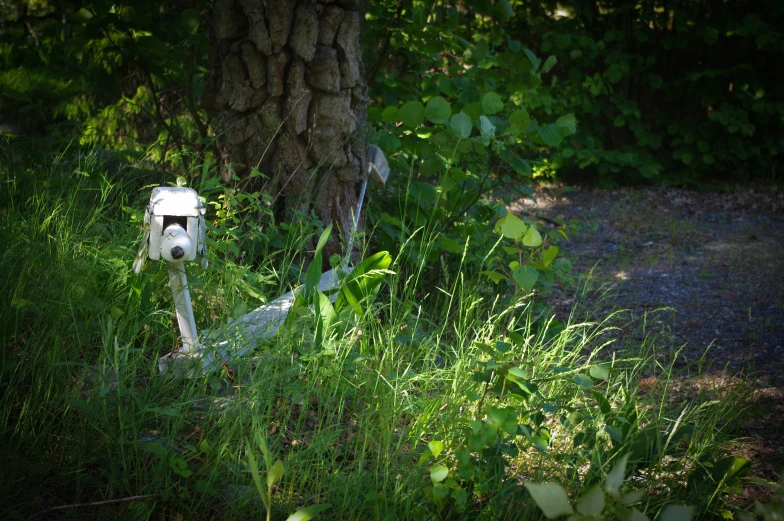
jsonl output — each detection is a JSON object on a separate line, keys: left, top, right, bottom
{"left": 133, "top": 186, "right": 208, "bottom": 362}
{"left": 134, "top": 187, "right": 207, "bottom": 272}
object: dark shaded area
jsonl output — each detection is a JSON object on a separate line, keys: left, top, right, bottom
{"left": 517, "top": 184, "right": 784, "bottom": 482}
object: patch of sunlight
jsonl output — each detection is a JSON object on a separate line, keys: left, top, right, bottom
{"left": 703, "top": 241, "right": 736, "bottom": 252}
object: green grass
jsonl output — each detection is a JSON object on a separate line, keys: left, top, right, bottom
{"left": 0, "top": 144, "right": 772, "bottom": 520}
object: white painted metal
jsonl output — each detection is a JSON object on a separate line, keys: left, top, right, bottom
{"left": 343, "top": 145, "right": 391, "bottom": 268}
{"left": 344, "top": 178, "right": 368, "bottom": 268}
{"left": 134, "top": 187, "right": 207, "bottom": 273}
{"left": 160, "top": 224, "right": 195, "bottom": 262}
{"left": 157, "top": 267, "right": 351, "bottom": 375}
{"left": 134, "top": 186, "right": 208, "bottom": 369}
{"left": 166, "top": 260, "right": 199, "bottom": 354}
{"left": 147, "top": 187, "right": 204, "bottom": 262}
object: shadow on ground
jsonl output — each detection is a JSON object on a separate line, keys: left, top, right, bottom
{"left": 515, "top": 184, "right": 784, "bottom": 483}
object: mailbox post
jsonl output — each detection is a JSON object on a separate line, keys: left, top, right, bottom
{"left": 131, "top": 146, "right": 388, "bottom": 376}
{"left": 134, "top": 187, "right": 207, "bottom": 358}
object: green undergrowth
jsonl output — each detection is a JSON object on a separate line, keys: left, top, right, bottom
{"left": 0, "top": 146, "right": 779, "bottom": 520}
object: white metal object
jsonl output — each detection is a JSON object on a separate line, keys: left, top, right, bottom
{"left": 133, "top": 186, "right": 207, "bottom": 360}
{"left": 146, "top": 187, "right": 207, "bottom": 265}
{"left": 157, "top": 268, "right": 351, "bottom": 375}
{"left": 344, "top": 145, "right": 390, "bottom": 267}
{"left": 167, "top": 261, "right": 199, "bottom": 353}
{"left": 137, "top": 146, "right": 390, "bottom": 377}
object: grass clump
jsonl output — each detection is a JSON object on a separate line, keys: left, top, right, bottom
{"left": 0, "top": 144, "right": 772, "bottom": 520}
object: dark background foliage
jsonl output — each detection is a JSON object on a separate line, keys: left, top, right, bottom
{"left": 2, "top": 0, "right": 782, "bottom": 185}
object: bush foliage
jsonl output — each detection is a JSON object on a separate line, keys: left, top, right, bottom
{"left": 2, "top": 0, "right": 781, "bottom": 184}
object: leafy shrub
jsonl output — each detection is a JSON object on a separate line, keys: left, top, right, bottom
{"left": 364, "top": 6, "right": 578, "bottom": 311}
{"left": 507, "top": 0, "right": 784, "bottom": 184}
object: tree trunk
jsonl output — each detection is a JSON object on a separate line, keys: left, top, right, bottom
{"left": 206, "top": 0, "right": 368, "bottom": 259}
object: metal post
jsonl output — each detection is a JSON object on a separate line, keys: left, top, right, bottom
{"left": 344, "top": 177, "right": 368, "bottom": 268}
{"left": 166, "top": 261, "right": 198, "bottom": 354}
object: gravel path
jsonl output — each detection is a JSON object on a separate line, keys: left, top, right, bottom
{"left": 514, "top": 185, "right": 784, "bottom": 483}
{"left": 516, "top": 185, "right": 784, "bottom": 377}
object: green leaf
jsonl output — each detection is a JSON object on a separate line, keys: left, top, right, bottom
{"left": 509, "top": 109, "right": 530, "bottom": 127}
{"left": 704, "top": 27, "right": 719, "bottom": 44}
{"left": 495, "top": 0, "right": 513, "bottom": 20}
{"left": 399, "top": 101, "right": 425, "bottom": 127}
{"left": 525, "top": 483, "right": 573, "bottom": 518}
{"left": 522, "top": 225, "right": 542, "bottom": 247}
{"left": 72, "top": 7, "right": 93, "bottom": 22}
{"left": 542, "top": 246, "right": 558, "bottom": 267}
{"left": 438, "top": 235, "right": 462, "bottom": 254}
{"left": 556, "top": 113, "right": 577, "bottom": 135}
{"left": 500, "top": 213, "right": 527, "bottom": 239}
{"left": 432, "top": 483, "right": 450, "bottom": 500}
{"left": 481, "top": 270, "right": 505, "bottom": 284}
{"left": 419, "top": 157, "right": 442, "bottom": 177}
{"left": 481, "top": 92, "right": 504, "bottom": 115}
{"left": 313, "top": 290, "right": 337, "bottom": 349}
{"left": 660, "top": 505, "right": 693, "bottom": 521}
{"left": 428, "top": 440, "right": 444, "bottom": 458}
{"left": 512, "top": 157, "right": 532, "bottom": 176}
{"left": 450, "top": 112, "right": 473, "bottom": 138}
{"left": 508, "top": 367, "right": 529, "bottom": 380}
{"left": 440, "top": 174, "right": 455, "bottom": 193}
{"left": 513, "top": 265, "right": 539, "bottom": 292}
{"left": 198, "top": 439, "right": 214, "bottom": 455}
{"left": 140, "top": 406, "right": 181, "bottom": 417}
{"left": 425, "top": 96, "right": 451, "bottom": 124}
{"left": 592, "top": 390, "right": 612, "bottom": 415}
{"left": 315, "top": 222, "right": 332, "bottom": 254}
{"left": 447, "top": 167, "right": 467, "bottom": 182}
{"left": 246, "top": 449, "right": 268, "bottom": 508}
{"left": 631, "top": 508, "right": 651, "bottom": 521}
{"left": 285, "top": 504, "right": 332, "bottom": 521}
{"left": 479, "top": 115, "right": 496, "bottom": 143}
{"left": 606, "top": 454, "right": 630, "bottom": 497}
{"left": 431, "top": 465, "right": 449, "bottom": 483}
{"left": 381, "top": 106, "right": 398, "bottom": 123}
{"left": 605, "top": 425, "right": 623, "bottom": 443}
{"left": 524, "top": 48, "right": 541, "bottom": 71}
{"left": 538, "top": 124, "right": 564, "bottom": 147}
{"left": 542, "top": 55, "right": 558, "bottom": 73}
{"left": 576, "top": 484, "right": 605, "bottom": 515}
{"left": 574, "top": 374, "right": 593, "bottom": 389}
{"left": 409, "top": 180, "right": 438, "bottom": 201}
{"left": 438, "top": 77, "right": 458, "bottom": 97}
{"left": 177, "top": 8, "right": 200, "bottom": 35}
{"left": 607, "top": 64, "right": 623, "bottom": 83}
{"left": 463, "top": 101, "right": 483, "bottom": 121}
{"left": 335, "top": 251, "right": 392, "bottom": 315}
{"left": 268, "top": 459, "right": 285, "bottom": 487}
{"left": 590, "top": 364, "right": 610, "bottom": 380}
{"left": 304, "top": 250, "right": 323, "bottom": 300}
{"left": 377, "top": 132, "right": 400, "bottom": 152}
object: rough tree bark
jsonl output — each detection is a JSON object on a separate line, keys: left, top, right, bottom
{"left": 206, "top": 0, "right": 368, "bottom": 258}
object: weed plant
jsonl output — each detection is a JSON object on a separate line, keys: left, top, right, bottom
{"left": 0, "top": 144, "right": 772, "bottom": 520}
